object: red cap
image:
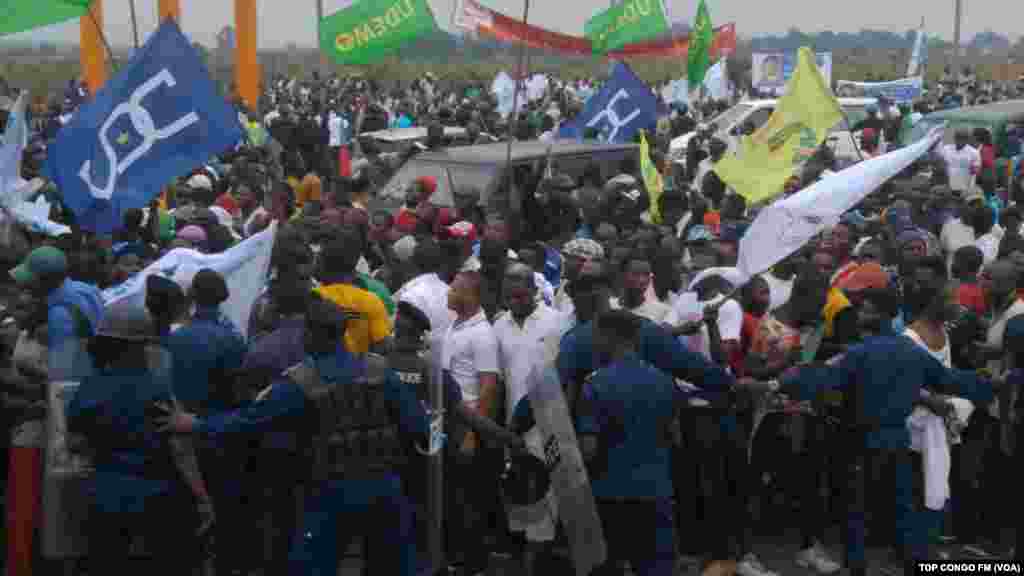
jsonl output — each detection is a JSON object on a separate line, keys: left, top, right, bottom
{"left": 445, "top": 221, "right": 477, "bottom": 243}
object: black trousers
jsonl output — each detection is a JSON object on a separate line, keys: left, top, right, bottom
{"left": 198, "top": 441, "right": 253, "bottom": 575}
{"left": 752, "top": 412, "right": 830, "bottom": 549}
{"left": 248, "top": 447, "right": 305, "bottom": 576}
{"left": 87, "top": 488, "right": 198, "bottom": 576}
{"left": 444, "top": 445, "right": 504, "bottom": 572}
{"left": 675, "top": 407, "right": 752, "bottom": 561}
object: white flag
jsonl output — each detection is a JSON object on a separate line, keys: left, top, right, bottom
{"left": 102, "top": 221, "right": 277, "bottom": 340}
{"left": 9, "top": 194, "right": 70, "bottom": 237}
{"left": 0, "top": 92, "right": 36, "bottom": 206}
{"left": 736, "top": 127, "right": 944, "bottom": 281}
{"left": 0, "top": 92, "right": 65, "bottom": 237}
{"left": 703, "top": 60, "right": 732, "bottom": 101}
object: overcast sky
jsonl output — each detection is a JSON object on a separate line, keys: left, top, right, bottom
{"left": 8, "top": 0, "right": 1021, "bottom": 48}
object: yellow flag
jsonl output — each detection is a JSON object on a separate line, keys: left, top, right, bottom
{"left": 640, "top": 132, "right": 664, "bottom": 224}
{"left": 714, "top": 47, "right": 843, "bottom": 204}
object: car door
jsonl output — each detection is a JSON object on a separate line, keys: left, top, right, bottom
{"left": 725, "top": 106, "right": 774, "bottom": 152}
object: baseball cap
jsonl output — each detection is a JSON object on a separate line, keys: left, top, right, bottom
{"left": 446, "top": 221, "right": 477, "bottom": 243}
{"left": 10, "top": 246, "right": 67, "bottom": 285}
{"left": 837, "top": 262, "right": 890, "bottom": 293}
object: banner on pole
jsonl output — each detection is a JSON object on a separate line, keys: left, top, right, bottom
{"left": 836, "top": 76, "right": 923, "bottom": 104}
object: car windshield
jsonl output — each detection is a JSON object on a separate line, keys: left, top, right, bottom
{"left": 710, "top": 103, "right": 753, "bottom": 132}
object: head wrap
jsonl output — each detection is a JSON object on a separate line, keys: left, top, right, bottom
{"left": 561, "top": 238, "right": 604, "bottom": 261}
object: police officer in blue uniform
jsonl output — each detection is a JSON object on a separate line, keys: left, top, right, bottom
{"left": 158, "top": 293, "right": 426, "bottom": 575}
{"left": 781, "top": 258, "right": 995, "bottom": 576}
{"left": 67, "top": 314, "right": 199, "bottom": 575}
{"left": 585, "top": 309, "right": 699, "bottom": 576}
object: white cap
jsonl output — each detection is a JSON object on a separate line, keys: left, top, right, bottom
{"left": 186, "top": 174, "right": 213, "bottom": 191}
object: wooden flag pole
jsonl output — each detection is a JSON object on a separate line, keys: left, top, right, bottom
{"left": 504, "top": 0, "right": 531, "bottom": 242}
{"left": 81, "top": 0, "right": 111, "bottom": 93}
{"left": 128, "top": 0, "right": 141, "bottom": 50}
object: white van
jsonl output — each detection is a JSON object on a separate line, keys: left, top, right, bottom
{"left": 669, "top": 97, "right": 877, "bottom": 167}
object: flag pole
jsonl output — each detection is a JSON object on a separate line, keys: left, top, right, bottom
{"left": 128, "top": 0, "right": 141, "bottom": 50}
{"left": 85, "top": 2, "right": 117, "bottom": 72}
{"left": 504, "top": 0, "right": 530, "bottom": 234}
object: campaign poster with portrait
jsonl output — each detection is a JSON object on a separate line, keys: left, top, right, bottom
{"left": 752, "top": 52, "right": 833, "bottom": 95}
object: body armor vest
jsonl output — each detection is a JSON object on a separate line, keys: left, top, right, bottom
{"left": 388, "top": 349, "right": 431, "bottom": 408}
{"left": 286, "top": 353, "right": 407, "bottom": 485}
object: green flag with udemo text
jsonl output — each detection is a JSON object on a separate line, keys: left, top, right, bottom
{"left": 318, "top": 0, "right": 439, "bottom": 66}
{"left": 0, "top": 0, "right": 91, "bottom": 37}
{"left": 584, "top": 0, "right": 669, "bottom": 55}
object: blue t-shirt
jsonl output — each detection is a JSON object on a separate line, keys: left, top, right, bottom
{"left": 587, "top": 354, "right": 686, "bottom": 500}
{"left": 167, "top": 306, "right": 247, "bottom": 414}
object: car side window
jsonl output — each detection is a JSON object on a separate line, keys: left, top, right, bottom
{"left": 745, "top": 107, "right": 774, "bottom": 131}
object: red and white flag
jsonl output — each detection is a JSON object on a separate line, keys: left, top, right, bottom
{"left": 454, "top": 0, "right": 493, "bottom": 32}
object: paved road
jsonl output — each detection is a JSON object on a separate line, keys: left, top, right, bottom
{"left": 332, "top": 525, "right": 1008, "bottom": 575}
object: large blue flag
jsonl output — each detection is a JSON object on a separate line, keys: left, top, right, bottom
{"left": 559, "top": 62, "right": 658, "bottom": 143}
{"left": 45, "top": 20, "right": 243, "bottom": 234}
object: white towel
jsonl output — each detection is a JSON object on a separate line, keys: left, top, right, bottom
{"left": 907, "top": 407, "right": 950, "bottom": 511}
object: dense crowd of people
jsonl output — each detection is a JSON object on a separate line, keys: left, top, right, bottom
{"left": 1, "top": 67, "right": 1024, "bottom": 576}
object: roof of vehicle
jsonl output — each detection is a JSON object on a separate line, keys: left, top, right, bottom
{"left": 739, "top": 97, "right": 877, "bottom": 108}
{"left": 921, "top": 100, "right": 1024, "bottom": 123}
{"left": 410, "top": 140, "right": 639, "bottom": 165}
{"left": 360, "top": 126, "right": 466, "bottom": 142}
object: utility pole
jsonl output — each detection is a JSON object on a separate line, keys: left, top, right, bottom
{"left": 952, "top": 0, "right": 962, "bottom": 90}
{"left": 316, "top": 0, "right": 326, "bottom": 71}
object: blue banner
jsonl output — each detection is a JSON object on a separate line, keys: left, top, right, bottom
{"left": 835, "top": 77, "right": 924, "bottom": 104}
{"left": 45, "top": 20, "right": 243, "bottom": 234}
{"left": 559, "top": 62, "right": 658, "bottom": 143}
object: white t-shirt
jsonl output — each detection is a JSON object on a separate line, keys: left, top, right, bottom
{"left": 940, "top": 217, "right": 976, "bottom": 274}
{"left": 442, "top": 310, "right": 500, "bottom": 406}
{"left": 493, "top": 305, "right": 565, "bottom": 424}
{"left": 975, "top": 224, "right": 1005, "bottom": 267}
{"left": 939, "top": 144, "right": 981, "bottom": 193}
{"left": 328, "top": 113, "right": 347, "bottom": 147}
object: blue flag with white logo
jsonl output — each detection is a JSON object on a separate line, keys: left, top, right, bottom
{"left": 45, "top": 20, "right": 243, "bottom": 234}
{"left": 558, "top": 62, "right": 658, "bottom": 143}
